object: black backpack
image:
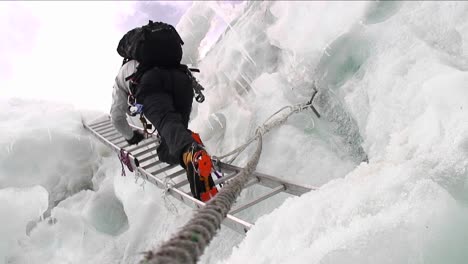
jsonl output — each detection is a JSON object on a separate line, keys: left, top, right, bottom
{"left": 117, "top": 20, "right": 184, "bottom": 67}
{"left": 117, "top": 21, "right": 206, "bottom": 136}
{"left": 118, "top": 20, "right": 206, "bottom": 121}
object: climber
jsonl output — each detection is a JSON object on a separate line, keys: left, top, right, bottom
{"left": 110, "top": 21, "right": 218, "bottom": 202}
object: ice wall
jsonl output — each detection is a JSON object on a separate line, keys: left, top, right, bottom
{"left": 204, "top": 1, "right": 468, "bottom": 263}
{"left": 177, "top": 2, "right": 216, "bottom": 66}
{"left": 2, "top": 1, "right": 468, "bottom": 264}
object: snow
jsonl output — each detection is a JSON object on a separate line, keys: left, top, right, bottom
{"left": 1, "top": 1, "right": 468, "bottom": 264}
{"left": 177, "top": 2, "right": 216, "bottom": 66}
{"left": 0, "top": 186, "right": 48, "bottom": 261}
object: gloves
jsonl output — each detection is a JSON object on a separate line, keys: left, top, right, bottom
{"left": 126, "top": 130, "right": 145, "bottom": 145}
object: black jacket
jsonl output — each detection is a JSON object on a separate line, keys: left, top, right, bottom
{"left": 135, "top": 67, "right": 195, "bottom": 164}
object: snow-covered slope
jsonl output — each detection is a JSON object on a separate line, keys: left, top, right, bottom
{"left": 1, "top": 1, "right": 468, "bottom": 264}
{"left": 190, "top": 1, "right": 468, "bottom": 263}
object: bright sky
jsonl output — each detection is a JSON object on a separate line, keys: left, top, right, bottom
{"left": 0, "top": 1, "right": 231, "bottom": 112}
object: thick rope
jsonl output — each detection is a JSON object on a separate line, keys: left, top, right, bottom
{"left": 142, "top": 134, "right": 262, "bottom": 264}
{"left": 140, "top": 108, "right": 306, "bottom": 263}
{"left": 140, "top": 94, "right": 320, "bottom": 264}
{"left": 214, "top": 101, "right": 314, "bottom": 164}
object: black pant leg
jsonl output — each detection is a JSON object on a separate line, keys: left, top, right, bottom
{"left": 137, "top": 68, "right": 196, "bottom": 164}
{"left": 157, "top": 137, "right": 181, "bottom": 165}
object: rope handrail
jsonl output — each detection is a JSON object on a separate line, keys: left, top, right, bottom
{"left": 140, "top": 89, "right": 320, "bottom": 264}
{"left": 142, "top": 134, "right": 262, "bottom": 264}
{"left": 213, "top": 88, "right": 320, "bottom": 164}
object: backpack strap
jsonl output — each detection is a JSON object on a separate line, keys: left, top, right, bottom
{"left": 125, "top": 64, "right": 156, "bottom": 96}
{"left": 126, "top": 64, "right": 206, "bottom": 103}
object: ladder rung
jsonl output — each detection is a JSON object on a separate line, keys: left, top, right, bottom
{"left": 138, "top": 155, "right": 158, "bottom": 164}
{"left": 95, "top": 124, "right": 114, "bottom": 133}
{"left": 113, "top": 137, "right": 127, "bottom": 144}
{"left": 173, "top": 179, "right": 189, "bottom": 189}
{"left": 99, "top": 129, "right": 122, "bottom": 139}
{"left": 142, "top": 160, "right": 162, "bottom": 170}
{"left": 134, "top": 146, "right": 158, "bottom": 157}
{"left": 94, "top": 127, "right": 114, "bottom": 135}
{"left": 175, "top": 172, "right": 233, "bottom": 191}
{"left": 151, "top": 164, "right": 178, "bottom": 176}
{"left": 95, "top": 123, "right": 114, "bottom": 131}
{"left": 126, "top": 143, "right": 158, "bottom": 155}
{"left": 166, "top": 169, "right": 186, "bottom": 179}
{"left": 102, "top": 133, "right": 120, "bottom": 142}
{"left": 90, "top": 120, "right": 111, "bottom": 129}
{"left": 213, "top": 171, "right": 239, "bottom": 185}
{"left": 101, "top": 130, "right": 120, "bottom": 138}
{"left": 108, "top": 134, "right": 124, "bottom": 142}
{"left": 230, "top": 185, "right": 285, "bottom": 214}
{"left": 220, "top": 163, "right": 315, "bottom": 196}
{"left": 127, "top": 140, "right": 156, "bottom": 152}
{"left": 116, "top": 142, "right": 129, "bottom": 149}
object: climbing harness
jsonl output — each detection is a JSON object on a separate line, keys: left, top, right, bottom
{"left": 183, "top": 66, "right": 206, "bottom": 103}
{"left": 126, "top": 92, "right": 157, "bottom": 137}
{"left": 125, "top": 65, "right": 206, "bottom": 137}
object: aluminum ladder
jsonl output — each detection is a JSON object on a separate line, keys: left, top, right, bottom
{"left": 83, "top": 116, "right": 317, "bottom": 234}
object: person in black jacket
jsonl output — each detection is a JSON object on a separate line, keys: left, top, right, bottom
{"left": 135, "top": 66, "right": 217, "bottom": 201}
{"left": 115, "top": 21, "right": 218, "bottom": 202}
{"left": 135, "top": 67, "right": 194, "bottom": 165}
{"left": 133, "top": 65, "right": 218, "bottom": 202}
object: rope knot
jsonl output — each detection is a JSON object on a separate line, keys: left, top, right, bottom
{"left": 255, "top": 126, "right": 266, "bottom": 137}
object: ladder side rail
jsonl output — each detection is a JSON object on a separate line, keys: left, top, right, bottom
{"left": 219, "top": 163, "right": 316, "bottom": 196}
{"left": 230, "top": 185, "right": 285, "bottom": 214}
{"left": 137, "top": 168, "right": 252, "bottom": 234}
{"left": 84, "top": 123, "right": 139, "bottom": 170}
{"left": 84, "top": 122, "right": 253, "bottom": 235}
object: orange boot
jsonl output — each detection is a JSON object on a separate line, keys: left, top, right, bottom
{"left": 182, "top": 142, "right": 218, "bottom": 202}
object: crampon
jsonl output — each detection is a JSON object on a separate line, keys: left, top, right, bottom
{"left": 184, "top": 132, "right": 219, "bottom": 202}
